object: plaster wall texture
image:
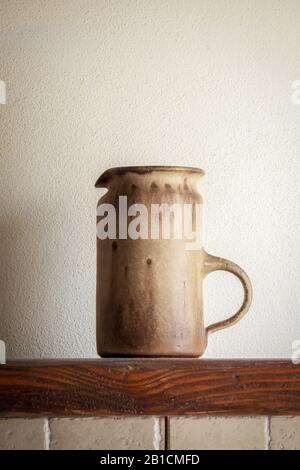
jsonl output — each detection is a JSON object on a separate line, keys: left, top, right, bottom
{"left": 0, "top": 0, "right": 299, "bottom": 359}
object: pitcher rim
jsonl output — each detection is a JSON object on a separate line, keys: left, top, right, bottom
{"left": 95, "top": 166, "right": 204, "bottom": 187}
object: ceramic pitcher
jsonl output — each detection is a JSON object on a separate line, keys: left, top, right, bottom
{"left": 95, "top": 166, "right": 252, "bottom": 357}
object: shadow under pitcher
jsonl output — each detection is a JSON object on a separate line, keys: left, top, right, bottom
{"left": 95, "top": 166, "right": 252, "bottom": 357}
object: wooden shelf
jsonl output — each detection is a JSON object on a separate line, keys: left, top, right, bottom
{"left": 0, "top": 359, "right": 299, "bottom": 417}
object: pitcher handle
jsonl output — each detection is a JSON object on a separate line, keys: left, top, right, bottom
{"left": 203, "top": 251, "right": 253, "bottom": 335}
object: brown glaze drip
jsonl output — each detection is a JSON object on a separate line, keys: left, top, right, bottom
{"left": 150, "top": 182, "right": 159, "bottom": 192}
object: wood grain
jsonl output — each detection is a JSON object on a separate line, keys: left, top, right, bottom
{"left": 0, "top": 360, "right": 299, "bottom": 417}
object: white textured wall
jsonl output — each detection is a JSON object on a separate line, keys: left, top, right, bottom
{"left": 0, "top": 0, "right": 299, "bottom": 359}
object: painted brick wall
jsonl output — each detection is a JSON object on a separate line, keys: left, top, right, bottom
{"left": 0, "top": 417, "right": 299, "bottom": 450}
